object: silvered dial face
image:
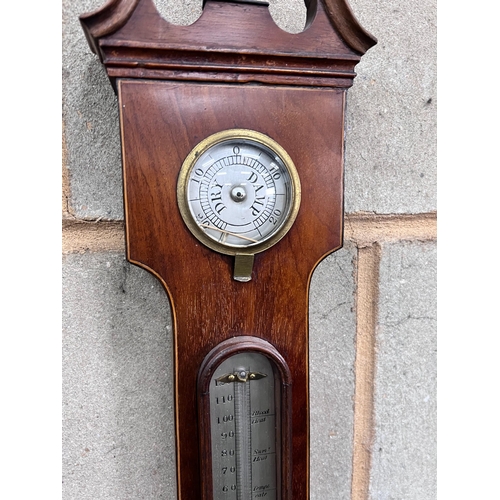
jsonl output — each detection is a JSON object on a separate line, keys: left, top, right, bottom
{"left": 178, "top": 130, "right": 300, "bottom": 255}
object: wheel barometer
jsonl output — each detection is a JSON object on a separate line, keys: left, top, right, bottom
{"left": 79, "top": 0, "right": 376, "bottom": 498}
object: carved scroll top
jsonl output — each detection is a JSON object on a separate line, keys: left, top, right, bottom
{"left": 80, "top": 0, "right": 376, "bottom": 57}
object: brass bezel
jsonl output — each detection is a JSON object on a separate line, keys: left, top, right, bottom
{"left": 177, "top": 129, "right": 301, "bottom": 256}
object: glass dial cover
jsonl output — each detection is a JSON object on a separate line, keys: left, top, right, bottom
{"left": 177, "top": 129, "right": 301, "bottom": 255}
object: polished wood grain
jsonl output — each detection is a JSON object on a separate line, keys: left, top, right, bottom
{"left": 80, "top": 0, "right": 376, "bottom": 88}
{"left": 79, "top": 0, "right": 376, "bottom": 497}
{"left": 322, "top": 0, "right": 377, "bottom": 54}
{"left": 79, "top": 0, "right": 140, "bottom": 55}
{"left": 118, "top": 79, "right": 345, "bottom": 499}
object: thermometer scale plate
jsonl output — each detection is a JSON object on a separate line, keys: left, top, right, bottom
{"left": 211, "top": 353, "right": 277, "bottom": 500}
{"left": 198, "top": 337, "right": 292, "bottom": 500}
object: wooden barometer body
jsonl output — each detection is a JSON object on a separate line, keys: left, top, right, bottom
{"left": 79, "top": 1, "right": 376, "bottom": 498}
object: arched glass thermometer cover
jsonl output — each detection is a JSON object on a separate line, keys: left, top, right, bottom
{"left": 198, "top": 337, "right": 292, "bottom": 500}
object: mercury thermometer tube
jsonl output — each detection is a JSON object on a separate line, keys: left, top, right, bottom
{"left": 209, "top": 353, "right": 278, "bottom": 500}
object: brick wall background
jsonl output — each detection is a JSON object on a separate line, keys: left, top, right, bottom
{"left": 62, "top": 0, "right": 437, "bottom": 498}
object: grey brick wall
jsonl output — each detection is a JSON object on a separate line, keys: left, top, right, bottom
{"left": 62, "top": 1, "right": 437, "bottom": 499}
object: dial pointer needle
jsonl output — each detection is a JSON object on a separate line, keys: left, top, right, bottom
{"left": 200, "top": 224, "right": 258, "bottom": 243}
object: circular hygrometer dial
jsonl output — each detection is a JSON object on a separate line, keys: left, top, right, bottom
{"left": 177, "top": 129, "right": 301, "bottom": 256}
